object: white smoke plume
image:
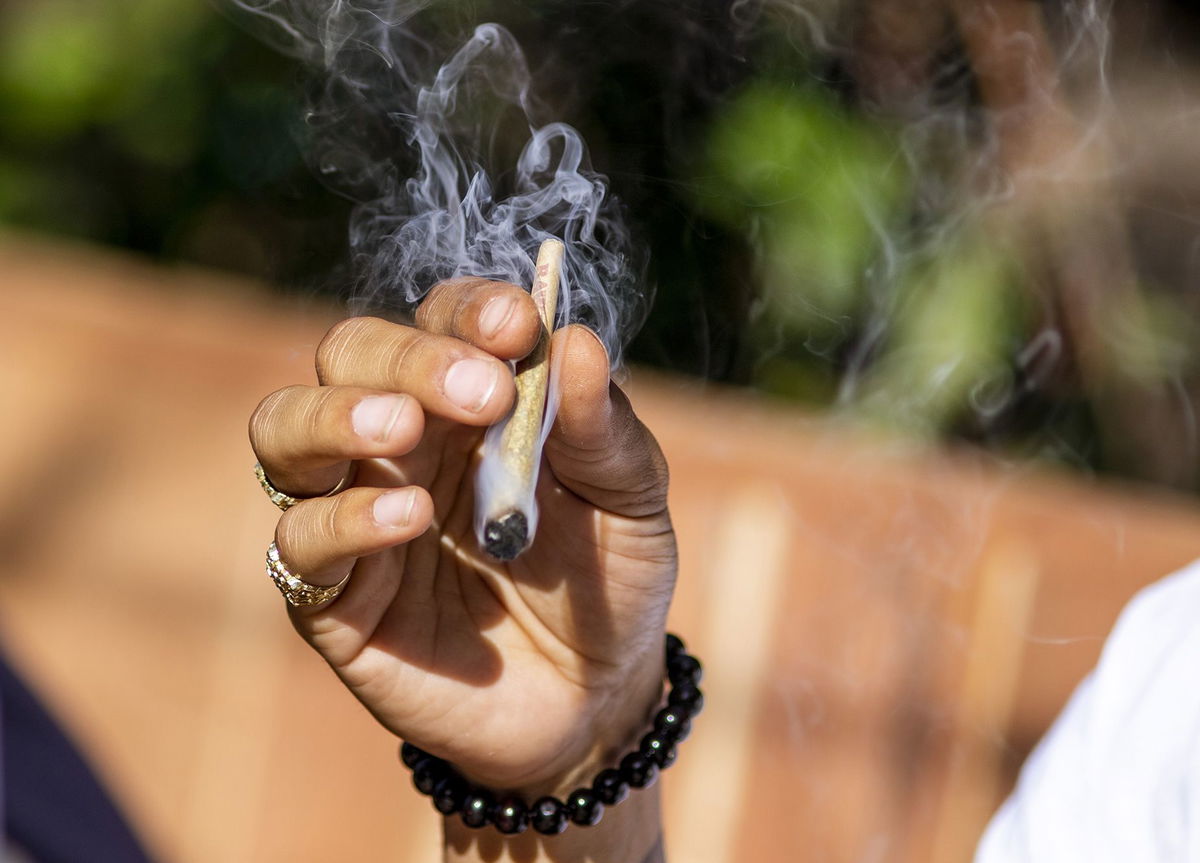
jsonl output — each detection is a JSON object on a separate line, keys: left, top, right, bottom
{"left": 226, "top": 1, "right": 651, "bottom": 555}
{"left": 226, "top": 0, "right": 646, "bottom": 363}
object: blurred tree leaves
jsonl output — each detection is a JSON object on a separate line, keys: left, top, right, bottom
{"left": 0, "top": 0, "right": 207, "bottom": 151}
{"left": 0, "top": 0, "right": 348, "bottom": 283}
{"left": 1, "top": 0, "right": 1196, "bottom": 485}
{"left": 857, "top": 235, "right": 1020, "bottom": 435}
{"left": 698, "top": 83, "right": 907, "bottom": 334}
{"left": 0, "top": 2, "right": 118, "bottom": 140}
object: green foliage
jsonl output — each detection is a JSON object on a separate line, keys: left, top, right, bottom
{"left": 0, "top": 0, "right": 207, "bottom": 147}
{"left": 0, "top": 0, "right": 1193, "bottom": 486}
{"left": 1100, "top": 289, "right": 1196, "bottom": 387}
{"left": 0, "top": 1, "right": 121, "bottom": 140}
{"left": 694, "top": 81, "right": 1031, "bottom": 440}
{"left": 0, "top": 0, "right": 346, "bottom": 282}
{"left": 857, "top": 236, "right": 1021, "bottom": 435}
{"left": 698, "top": 83, "right": 908, "bottom": 332}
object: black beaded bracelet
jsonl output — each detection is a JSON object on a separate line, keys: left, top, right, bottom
{"left": 398, "top": 633, "right": 703, "bottom": 836}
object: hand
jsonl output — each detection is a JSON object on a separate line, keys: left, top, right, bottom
{"left": 249, "top": 278, "right": 677, "bottom": 805}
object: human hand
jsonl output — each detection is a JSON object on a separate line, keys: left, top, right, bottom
{"left": 249, "top": 278, "right": 677, "bottom": 805}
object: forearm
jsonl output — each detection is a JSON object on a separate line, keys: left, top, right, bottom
{"left": 443, "top": 785, "right": 664, "bottom": 862}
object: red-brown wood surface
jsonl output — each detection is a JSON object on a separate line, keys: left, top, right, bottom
{"left": 3, "top": 235, "right": 1198, "bottom": 862}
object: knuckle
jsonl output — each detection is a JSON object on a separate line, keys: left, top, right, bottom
{"left": 415, "top": 282, "right": 452, "bottom": 328}
{"left": 451, "top": 293, "right": 476, "bottom": 336}
{"left": 615, "top": 431, "right": 670, "bottom": 513}
{"left": 648, "top": 450, "right": 670, "bottom": 493}
{"left": 637, "top": 436, "right": 671, "bottom": 505}
{"left": 274, "top": 507, "right": 302, "bottom": 562}
{"left": 386, "top": 329, "right": 425, "bottom": 382}
{"left": 417, "top": 278, "right": 505, "bottom": 335}
{"left": 309, "top": 387, "right": 342, "bottom": 444}
{"left": 321, "top": 494, "right": 349, "bottom": 548}
{"left": 249, "top": 386, "right": 298, "bottom": 452}
{"left": 316, "top": 317, "right": 377, "bottom": 382}
{"left": 647, "top": 463, "right": 671, "bottom": 509}
{"left": 627, "top": 461, "right": 669, "bottom": 509}
{"left": 274, "top": 493, "right": 353, "bottom": 566}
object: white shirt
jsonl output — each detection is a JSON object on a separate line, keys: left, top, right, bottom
{"left": 976, "top": 560, "right": 1200, "bottom": 862}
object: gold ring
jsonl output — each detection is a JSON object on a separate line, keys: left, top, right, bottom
{"left": 266, "top": 541, "right": 351, "bottom": 607}
{"left": 255, "top": 462, "right": 353, "bottom": 511}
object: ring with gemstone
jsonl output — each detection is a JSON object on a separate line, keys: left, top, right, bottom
{"left": 266, "top": 541, "right": 351, "bottom": 607}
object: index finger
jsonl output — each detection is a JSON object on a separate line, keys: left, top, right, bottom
{"left": 416, "top": 278, "right": 542, "bottom": 360}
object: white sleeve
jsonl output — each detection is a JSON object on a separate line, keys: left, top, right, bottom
{"left": 975, "top": 560, "right": 1200, "bottom": 863}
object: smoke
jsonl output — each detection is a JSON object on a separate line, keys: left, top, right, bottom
{"left": 225, "top": 0, "right": 645, "bottom": 365}
{"left": 715, "top": 1, "right": 1160, "bottom": 463}
{"left": 225, "top": 0, "right": 1186, "bottom": 482}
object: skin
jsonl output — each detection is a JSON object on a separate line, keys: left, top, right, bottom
{"left": 249, "top": 278, "right": 675, "bottom": 862}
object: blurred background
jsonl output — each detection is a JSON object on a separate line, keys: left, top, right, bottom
{"left": 5, "top": 0, "right": 1200, "bottom": 861}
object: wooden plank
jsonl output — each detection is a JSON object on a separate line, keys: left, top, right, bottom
{"left": 2, "top": 236, "right": 1199, "bottom": 862}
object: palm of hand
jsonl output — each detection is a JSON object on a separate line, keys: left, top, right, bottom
{"left": 298, "top": 420, "right": 676, "bottom": 789}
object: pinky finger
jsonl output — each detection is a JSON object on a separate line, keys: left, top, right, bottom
{"left": 273, "top": 485, "right": 433, "bottom": 614}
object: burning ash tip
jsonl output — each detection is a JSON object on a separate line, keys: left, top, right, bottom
{"left": 483, "top": 511, "right": 529, "bottom": 561}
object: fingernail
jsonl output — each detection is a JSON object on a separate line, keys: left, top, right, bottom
{"left": 373, "top": 489, "right": 417, "bottom": 527}
{"left": 352, "top": 395, "right": 408, "bottom": 442}
{"left": 479, "top": 296, "right": 517, "bottom": 339}
{"left": 444, "top": 358, "right": 499, "bottom": 412}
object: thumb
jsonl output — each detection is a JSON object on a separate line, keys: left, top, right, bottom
{"left": 544, "top": 326, "right": 669, "bottom": 517}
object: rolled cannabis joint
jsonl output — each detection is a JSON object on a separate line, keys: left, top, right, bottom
{"left": 475, "top": 238, "right": 563, "bottom": 560}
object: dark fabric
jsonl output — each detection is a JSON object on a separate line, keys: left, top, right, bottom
{"left": 1, "top": 655, "right": 154, "bottom": 863}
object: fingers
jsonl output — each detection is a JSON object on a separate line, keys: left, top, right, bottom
{"left": 258, "top": 281, "right": 538, "bottom": 495}
{"left": 546, "top": 325, "right": 670, "bottom": 518}
{"left": 416, "top": 277, "right": 542, "bottom": 359}
{"left": 273, "top": 485, "right": 433, "bottom": 593}
{"left": 314, "top": 281, "right": 541, "bottom": 426}
{"left": 256, "top": 282, "right": 540, "bottom": 501}
{"left": 251, "top": 385, "right": 426, "bottom": 497}
{"left": 316, "top": 317, "right": 518, "bottom": 426}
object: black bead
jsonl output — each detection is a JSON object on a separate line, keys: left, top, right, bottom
{"left": 669, "top": 682, "right": 704, "bottom": 715}
{"left": 400, "top": 741, "right": 426, "bottom": 769}
{"left": 529, "top": 796, "right": 568, "bottom": 835}
{"left": 592, "top": 767, "right": 629, "bottom": 806}
{"left": 665, "top": 633, "right": 685, "bottom": 658}
{"left": 461, "top": 790, "right": 494, "bottom": 829}
{"left": 490, "top": 797, "right": 529, "bottom": 835}
{"left": 653, "top": 706, "right": 692, "bottom": 742}
{"left": 412, "top": 757, "right": 445, "bottom": 795}
{"left": 619, "top": 751, "right": 658, "bottom": 789}
{"left": 639, "top": 732, "right": 677, "bottom": 769}
{"left": 565, "top": 788, "right": 604, "bottom": 826}
{"left": 432, "top": 773, "right": 469, "bottom": 815}
{"left": 667, "top": 654, "right": 703, "bottom": 687}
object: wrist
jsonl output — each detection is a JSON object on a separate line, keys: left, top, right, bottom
{"left": 418, "top": 633, "right": 700, "bottom": 863}
{"left": 443, "top": 784, "right": 662, "bottom": 863}
{"left": 509, "top": 649, "right": 666, "bottom": 798}
{"left": 441, "top": 657, "right": 666, "bottom": 863}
